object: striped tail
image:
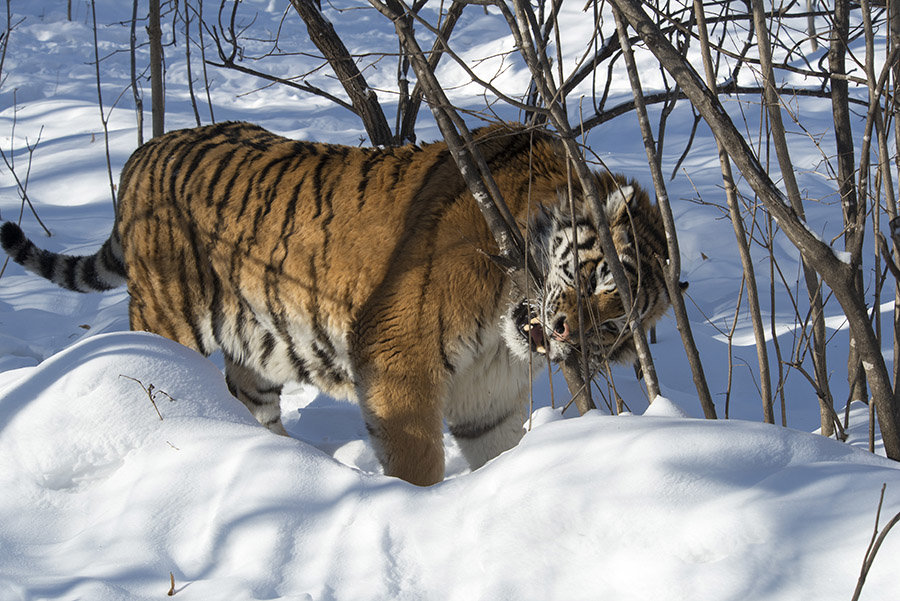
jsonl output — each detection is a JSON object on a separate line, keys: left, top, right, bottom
{"left": 0, "top": 221, "right": 126, "bottom": 292}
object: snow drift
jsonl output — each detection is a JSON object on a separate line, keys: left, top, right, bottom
{"left": 1, "top": 333, "right": 898, "bottom": 600}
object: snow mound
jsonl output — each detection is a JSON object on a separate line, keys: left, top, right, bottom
{"left": 1, "top": 333, "right": 900, "bottom": 600}
{"left": 644, "top": 394, "right": 692, "bottom": 417}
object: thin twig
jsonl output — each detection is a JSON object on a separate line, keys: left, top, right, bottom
{"left": 851, "top": 484, "right": 900, "bottom": 601}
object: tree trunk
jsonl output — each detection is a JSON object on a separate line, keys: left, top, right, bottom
{"left": 694, "top": 0, "right": 772, "bottom": 422}
{"left": 148, "top": 0, "right": 164, "bottom": 138}
{"left": 830, "top": 0, "right": 868, "bottom": 408}
{"left": 289, "top": 0, "right": 392, "bottom": 146}
{"left": 131, "top": 0, "right": 144, "bottom": 146}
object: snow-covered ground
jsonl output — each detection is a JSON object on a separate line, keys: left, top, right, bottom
{"left": 1, "top": 1, "right": 899, "bottom": 599}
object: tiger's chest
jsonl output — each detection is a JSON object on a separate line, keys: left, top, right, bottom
{"left": 441, "top": 326, "right": 532, "bottom": 422}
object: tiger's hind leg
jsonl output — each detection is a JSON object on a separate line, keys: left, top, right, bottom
{"left": 224, "top": 355, "right": 288, "bottom": 436}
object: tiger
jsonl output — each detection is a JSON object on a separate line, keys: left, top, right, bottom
{"left": 1, "top": 121, "right": 671, "bottom": 486}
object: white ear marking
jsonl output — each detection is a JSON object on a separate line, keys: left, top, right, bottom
{"left": 606, "top": 185, "right": 635, "bottom": 214}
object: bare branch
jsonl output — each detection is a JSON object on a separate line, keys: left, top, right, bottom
{"left": 851, "top": 485, "right": 900, "bottom": 601}
{"left": 613, "top": 4, "right": 716, "bottom": 419}
{"left": 288, "top": 0, "right": 392, "bottom": 145}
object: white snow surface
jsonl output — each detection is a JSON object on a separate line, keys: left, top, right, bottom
{"left": 1, "top": 333, "right": 899, "bottom": 600}
{"left": 2, "top": 1, "right": 900, "bottom": 599}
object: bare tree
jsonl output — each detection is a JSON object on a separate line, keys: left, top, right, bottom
{"left": 90, "top": 0, "right": 117, "bottom": 215}
{"left": 130, "top": 0, "right": 145, "bottom": 146}
{"left": 608, "top": 0, "right": 900, "bottom": 459}
{"left": 288, "top": 0, "right": 392, "bottom": 145}
{"left": 148, "top": 0, "right": 164, "bottom": 137}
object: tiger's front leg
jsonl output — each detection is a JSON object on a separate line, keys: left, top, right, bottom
{"left": 355, "top": 358, "right": 446, "bottom": 487}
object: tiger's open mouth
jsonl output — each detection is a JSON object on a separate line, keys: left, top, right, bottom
{"left": 512, "top": 301, "right": 548, "bottom": 354}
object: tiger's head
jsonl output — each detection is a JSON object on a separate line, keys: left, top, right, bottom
{"left": 502, "top": 176, "right": 670, "bottom": 372}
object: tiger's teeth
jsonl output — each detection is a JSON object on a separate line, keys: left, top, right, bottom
{"left": 530, "top": 317, "right": 541, "bottom": 325}
{"left": 536, "top": 345, "right": 547, "bottom": 354}
{"left": 522, "top": 323, "right": 532, "bottom": 332}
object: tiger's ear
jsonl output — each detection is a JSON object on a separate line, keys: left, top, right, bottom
{"left": 584, "top": 182, "right": 635, "bottom": 225}
{"left": 604, "top": 184, "right": 635, "bottom": 217}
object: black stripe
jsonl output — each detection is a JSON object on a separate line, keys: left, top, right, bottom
{"left": 213, "top": 148, "right": 247, "bottom": 225}
{"left": 449, "top": 411, "right": 513, "bottom": 440}
{"left": 62, "top": 255, "right": 79, "bottom": 290}
{"left": 261, "top": 163, "right": 312, "bottom": 383}
{"left": 315, "top": 154, "right": 340, "bottom": 270}
{"left": 99, "top": 239, "right": 125, "bottom": 278}
{"left": 204, "top": 147, "right": 244, "bottom": 208}
{"left": 261, "top": 415, "right": 282, "bottom": 428}
{"left": 260, "top": 331, "right": 276, "bottom": 364}
{"left": 311, "top": 152, "right": 331, "bottom": 219}
{"left": 177, "top": 244, "right": 206, "bottom": 353}
{"left": 438, "top": 309, "right": 455, "bottom": 374}
{"left": 235, "top": 154, "right": 277, "bottom": 222}
{"left": 37, "top": 247, "right": 55, "bottom": 280}
{"left": 178, "top": 139, "right": 226, "bottom": 201}
{"left": 483, "top": 130, "right": 532, "bottom": 171}
{"left": 210, "top": 276, "right": 225, "bottom": 346}
{"left": 256, "top": 383, "right": 282, "bottom": 395}
{"left": 246, "top": 155, "right": 294, "bottom": 252}
{"left": 151, "top": 142, "right": 202, "bottom": 346}
{"left": 412, "top": 150, "right": 454, "bottom": 203}
{"left": 80, "top": 256, "right": 111, "bottom": 291}
{"left": 263, "top": 265, "right": 311, "bottom": 382}
{"left": 288, "top": 347, "right": 311, "bottom": 382}
{"left": 620, "top": 257, "right": 638, "bottom": 280}
{"left": 356, "top": 150, "right": 382, "bottom": 211}
{"left": 167, "top": 139, "right": 214, "bottom": 336}
{"left": 305, "top": 253, "right": 343, "bottom": 383}
{"left": 234, "top": 300, "right": 253, "bottom": 359}
{"left": 239, "top": 386, "right": 277, "bottom": 407}
{"left": 131, "top": 254, "right": 179, "bottom": 337}
{"left": 386, "top": 158, "right": 403, "bottom": 195}
{"left": 293, "top": 140, "right": 318, "bottom": 156}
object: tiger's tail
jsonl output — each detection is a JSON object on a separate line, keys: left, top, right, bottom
{"left": 0, "top": 221, "right": 126, "bottom": 292}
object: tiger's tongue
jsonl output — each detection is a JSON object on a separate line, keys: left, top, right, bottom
{"left": 530, "top": 323, "right": 545, "bottom": 349}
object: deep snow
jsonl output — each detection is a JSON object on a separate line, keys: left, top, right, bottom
{"left": 2, "top": 333, "right": 900, "bottom": 600}
{"left": 1, "top": 1, "right": 900, "bottom": 599}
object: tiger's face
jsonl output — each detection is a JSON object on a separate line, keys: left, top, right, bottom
{"left": 502, "top": 183, "right": 665, "bottom": 371}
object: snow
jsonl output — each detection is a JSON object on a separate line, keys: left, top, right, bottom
{"left": 1, "top": 332, "right": 899, "bottom": 600}
{"left": 2, "top": 1, "right": 900, "bottom": 599}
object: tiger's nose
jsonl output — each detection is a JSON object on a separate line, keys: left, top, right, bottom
{"left": 552, "top": 316, "right": 570, "bottom": 341}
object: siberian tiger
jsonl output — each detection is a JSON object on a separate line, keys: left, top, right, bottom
{"left": 1, "top": 121, "right": 670, "bottom": 486}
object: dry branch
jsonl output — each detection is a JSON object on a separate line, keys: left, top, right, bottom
{"left": 613, "top": 6, "right": 716, "bottom": 418}
{"left": 851, "top": 484, "right": 900, "bottom": 601}
{"left": 288, "top": 0, "right": 392, "bottom": 145}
